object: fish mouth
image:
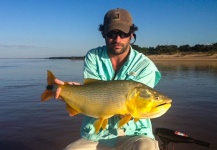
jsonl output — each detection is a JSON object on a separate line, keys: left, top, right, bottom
{"left": 156, "top": 103, "right": 167, "bottom": 107}
{"left": 156, "top": 101, "right": 172, "bottom": 107}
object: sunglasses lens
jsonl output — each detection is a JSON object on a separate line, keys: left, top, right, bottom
{"left": 119, "top": 32, "right": 125, "bottom": 38}
{"left": 106, "top": 31, "right": 130, "bottom": 39}
{"left": 106, "top": 32, "right": 116, "bottom": 38}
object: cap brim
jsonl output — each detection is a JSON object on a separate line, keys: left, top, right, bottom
{"left": 104, "top": 23, "right": 131, "bottom": 34}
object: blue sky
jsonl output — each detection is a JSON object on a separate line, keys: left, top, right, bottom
{"left": 0, "top": 0, "right": 217, "bottom": 58}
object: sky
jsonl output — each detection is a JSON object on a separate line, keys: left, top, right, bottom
{"left": 0, "top": 0, "right": 217, "bottom": 58}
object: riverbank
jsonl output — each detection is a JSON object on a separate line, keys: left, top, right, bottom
{"left": 48, "top": 53, "right": 217, "bottom": 61}
{"left": 148, "top": 53, "right": 217, "bottom": 61}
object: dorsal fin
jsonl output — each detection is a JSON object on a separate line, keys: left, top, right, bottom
{"left": 83, "top": 78, "right": 100, "bottom": 85}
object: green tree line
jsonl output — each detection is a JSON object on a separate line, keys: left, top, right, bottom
{"left": 132, "top": 42, "right": 217, "bottom": 55}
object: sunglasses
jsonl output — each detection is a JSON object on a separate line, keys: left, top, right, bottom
{"left": 106, "top": 31, "right": 131, "bottom": 39}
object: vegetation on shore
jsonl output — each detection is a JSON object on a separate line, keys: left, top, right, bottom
{"left": 132, "top": 42, "right": 217, "bottom": 55}
{"left": 49, "top": 42, "right": 217, "bottom": 59}
{"left": 49, "top": 56, "right": 85, "bottom": 59}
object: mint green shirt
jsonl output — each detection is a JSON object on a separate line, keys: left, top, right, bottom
{"left": 81, "top": 46, "right": 161, "bottom": 146}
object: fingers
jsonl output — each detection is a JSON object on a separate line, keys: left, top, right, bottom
{"left": 54, "top": 78, "right": 80, "bottom": 101}
{"left": 55, "top": 87, "right": 62, "bottom": 99}
{"left": 55, "top": 78, "right": 81, "bottom": 85}
{"left": 54, "top": 79, "right": 65, "bottom": 85}
{"left": 54, "top": 79, "right": 64, "bottom": 100}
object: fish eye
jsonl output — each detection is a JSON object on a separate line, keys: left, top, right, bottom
{"left": 155, "top": 97, "right": 160, "bottom": 100}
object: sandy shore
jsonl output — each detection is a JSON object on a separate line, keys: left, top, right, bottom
{"left": 147, "top": 53, "right": 217, "bottom": 61}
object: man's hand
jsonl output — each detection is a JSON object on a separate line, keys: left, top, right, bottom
{"left": 54, "top": 79, "right": 81, "bottom": 100}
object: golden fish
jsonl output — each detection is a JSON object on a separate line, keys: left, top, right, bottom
{"left": 41, "top": 70, "right": 172, "bottom": 133}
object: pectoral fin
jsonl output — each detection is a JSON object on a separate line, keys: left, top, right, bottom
{"left": 102, "top": 119, "right": 108, "bottom": 130}
{"left": 66, "top": 104, "right": 79, "bottom": 116}
{"left": 134, "top": 118, "right": 140, "bottom": 123}
{"left": 94, "top": 118, "right": 105, "bottom": 133}
{"left": 118, "top": 115, "right": 132, "bottom": 128}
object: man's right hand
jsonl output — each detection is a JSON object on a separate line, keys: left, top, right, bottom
{"left": 54, "top": 79, "right": 81, "bottom": 100}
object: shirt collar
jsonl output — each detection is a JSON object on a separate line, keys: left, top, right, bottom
{"left": 127, "top": 45, "right": 135, "bottom": 61}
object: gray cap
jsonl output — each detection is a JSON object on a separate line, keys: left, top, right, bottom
{"left": 103, "top": 8, "right": 133, "bottom": 34}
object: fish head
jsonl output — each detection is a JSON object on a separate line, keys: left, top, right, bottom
{"left": 127, "top": 87, "right": 172, "bottom": 119}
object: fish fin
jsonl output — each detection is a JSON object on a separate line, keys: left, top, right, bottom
{"left": 47, "top": 70, "right": 56, "bottom": 85}
{"left": 118, "top": 115, "right": 132, "bottom": 128}
{"left": 83, "top": 78, "right": 100, "bottom": 85}
{"left": 101, "top": 119, "right": 108, "bottom": 130}
{"left": 66, "top": 104, "right": 79, "bottom": 116}
{"left": 41, "top": 90, "right": 54, "bottom": 101}
{"left": 134, "top": 118, "right": 140, "bottom": 123}
{"left": 93, "top": 118, "right": 104, "bottom": 133}
{"left": 41, "top": 70, "right": 56, "bottom": 101}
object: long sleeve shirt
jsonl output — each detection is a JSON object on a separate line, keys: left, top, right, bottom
{"left": 80, "top": 45, "right": 161, "bottom": 146}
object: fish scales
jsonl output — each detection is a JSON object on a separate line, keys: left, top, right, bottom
{"left": 41, "top": 70, "right": 172, "bottom": 133}
{"left": 60, "top": 81, "right": 134, "bottom": 117}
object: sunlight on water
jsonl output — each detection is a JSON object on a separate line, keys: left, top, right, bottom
{"left": 0, "top": 59, "right": 216, "bottom": 150}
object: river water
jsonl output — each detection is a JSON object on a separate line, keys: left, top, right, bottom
{"left": 0, "top": 59, "right": 216, "bottom": 150}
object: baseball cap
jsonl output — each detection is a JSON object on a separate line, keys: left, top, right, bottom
{"left": 103, "top": 8, "right": 133, "bottom": 34}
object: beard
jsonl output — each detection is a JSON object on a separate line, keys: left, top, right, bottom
{"left": 106, "top": 41, "right": 130, "bottom": 55}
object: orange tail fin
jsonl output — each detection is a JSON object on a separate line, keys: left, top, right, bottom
{"left": 41, "top": 70, "right": 56, "bottom": 101}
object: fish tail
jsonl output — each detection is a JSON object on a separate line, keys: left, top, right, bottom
{"left": 41, "top": 70, "right": 56, "bottom": 101}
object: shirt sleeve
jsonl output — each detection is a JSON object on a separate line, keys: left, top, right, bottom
{"left": 83, "top": 49, "right": 100, "bottom": 80}
{"left": 127, "top": 53, "right": 161, "bottom": 88}
{"left": 136, "top": 60, "right": 161, "bottom": 88}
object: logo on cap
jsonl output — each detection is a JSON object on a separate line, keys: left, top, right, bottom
{"left": 113, "top": 12, "right": 120, "bottom": 20}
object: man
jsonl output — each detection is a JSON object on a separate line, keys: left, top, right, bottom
{"left": 55, "top": 8, "right": 161, "bottom": 150}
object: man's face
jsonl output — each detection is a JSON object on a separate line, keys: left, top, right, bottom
{"left": 105, "top": 30, "right": 132, "bottom": 55}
